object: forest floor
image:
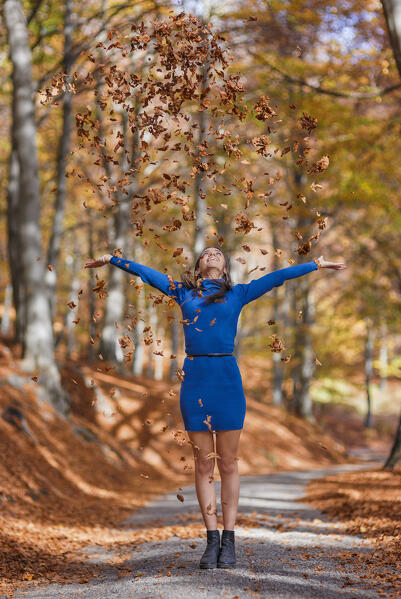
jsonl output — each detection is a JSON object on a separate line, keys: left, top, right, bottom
{"left": 0, "top": 338, "right": 399, "bottom": 598}
{"left": 302, "top": 456, "right": 400, "bottom": 598}
{"left": 8, "top": 461, "right": 397, "bottom": 599}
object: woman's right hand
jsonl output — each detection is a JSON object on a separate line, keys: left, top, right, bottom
{"left": 84, "top": 254, "right": 113, "bottom": 268}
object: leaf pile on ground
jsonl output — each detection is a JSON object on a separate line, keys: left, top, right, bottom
{"left": 302, "top": 466, "right": 401, "bottom": 598}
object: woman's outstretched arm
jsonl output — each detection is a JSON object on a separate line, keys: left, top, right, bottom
{"left": 238, "top": 255, "right": 346, "bottom": 306}
{"left": 84, "top": 254, "right": 183, "bottom": 302}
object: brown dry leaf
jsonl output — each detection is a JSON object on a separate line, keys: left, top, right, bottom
{"left": 203, "top": 415, "right": 213, "bottom": 432}
{"left": 307, "top": 155, "right": 329, "bottom": 175}
{"left": 254, "top": 95, "right": 277, "bottom": 121}
{"left": 92, "top": 279, "right": 108, "bottom": 299}
{"left": 234, "top": 213, "right": 255, "bottom": 234}
{"left": 176, "top": 369, "right": 185, "bottom": 381}
{"left": 299, "top": 112, "right": 318, "bottom": 133}
{"left": 269, "top": 334, "right": 286, "bottom": 353}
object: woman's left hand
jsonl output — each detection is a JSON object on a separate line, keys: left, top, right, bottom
{"left": 316, "top": 255, "right": 346, "bottom": 270}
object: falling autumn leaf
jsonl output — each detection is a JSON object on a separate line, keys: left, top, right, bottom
{"left": 307, "top": 155, "right": 329, "bottom": 174}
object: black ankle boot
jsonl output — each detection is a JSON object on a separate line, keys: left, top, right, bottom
{"left": 199, "top": 529, "right": 220, "bottom": 569}
{"left": 217, "top": 529, "right": 236, "bottom": 568}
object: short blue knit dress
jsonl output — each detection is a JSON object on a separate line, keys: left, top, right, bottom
{"left": 110, "top": 256, "right": 318, "bottom": 432}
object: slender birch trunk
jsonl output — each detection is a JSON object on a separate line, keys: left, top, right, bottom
{"left": 298, "top": 282, "right": 315, "bottom": 419}
{"left": 381, "top": 0, "right": 401, "bottom": 77}
{"left": 193, "top": 13, "right": 209, "bottom": 256}
{"left": 379, "top": 321, "right": 388, "bottom": 391}
{"left": 146, "top": 308, "right": 157, "bottom": 378}
{"left": 364, "top": 319, "right": 375, "bottom": 428}
{"left": 4, "top": 0, "right": 69, "bottom": 414}
{"left": 153, "top": 318, "right": 164, "bottom": 381}
{"left": 46, "top": 0, "right": 74, "bottom": 318}
{"left": 169, "top": 317, "right": 179, "bottom": 380}
{"left": 55, "top": 252, "right": 80, "bottom": 359}
{"left": 383, "top": 410, "right": 401, "bottom": 470}
{"left": 132, "top": 244, "right": 145, "bottom": 376}
{"left": 1, "top": 285, "right": 13, "bottom": 336}
{"left": 271, "top": 223, "right": 284, "bottom": 406}
{"left": 6, "top": 144, "right": 23, "bottom": 343}
{"left": 100, "top": 108, "right": 138, "bottom": 361}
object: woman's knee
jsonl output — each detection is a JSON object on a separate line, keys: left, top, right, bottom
{"left": 188, "top": 431, "right": 215, "bottom": 476}
{"left": 217, "top": 455, "right": 238, "bottom": 476}
{"left": 195, "top": 455, "right": 215, "bottom": 476}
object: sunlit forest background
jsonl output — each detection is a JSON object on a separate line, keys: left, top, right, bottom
{"left": 2, "top": 0, "right": 401, "bottom": 452}
{"left": 2, "top": 0, "right": 401, "bottom": 594}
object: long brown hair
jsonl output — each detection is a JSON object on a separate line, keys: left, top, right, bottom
{"left": 181, "top": 247, "right": 233, "bottom": 304}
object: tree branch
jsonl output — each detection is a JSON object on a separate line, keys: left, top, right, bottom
{"left": 27, "top": 0, "right": 45, "bottom": 24}
{"left": 249, "top": 50, "right": 401, "bottom": 99}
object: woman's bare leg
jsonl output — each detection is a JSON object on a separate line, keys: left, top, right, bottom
{"left": 216, "top": 429, "right": 242, "bottom": 530}
{"left": 187, "top": 430, "right": 218, "bottom": 530}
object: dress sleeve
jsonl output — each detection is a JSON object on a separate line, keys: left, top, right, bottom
{"left": 109, "top": 256, "right": 184, "bottom": 304}
{"left": 238, "top": 261, "right": 318, "bottom": 306}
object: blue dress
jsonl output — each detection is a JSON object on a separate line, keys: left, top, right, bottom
{"left": 110, "top": 256, "right": 318, "bottom": 432}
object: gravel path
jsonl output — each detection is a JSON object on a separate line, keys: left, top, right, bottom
{"left": 12, "top": 460, "right": 387, "bottom": 599}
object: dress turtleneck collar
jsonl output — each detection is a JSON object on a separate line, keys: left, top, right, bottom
{"left": 201, "top": 278, "right": 224, "bottom": 284}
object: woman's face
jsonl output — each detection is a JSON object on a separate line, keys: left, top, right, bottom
{"left": 198, "top": 247, "right": 226, "bottom": 278}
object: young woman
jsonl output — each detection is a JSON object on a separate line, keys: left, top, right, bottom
{"left": 85, "top": 248, "right": 346, "bottom": 569}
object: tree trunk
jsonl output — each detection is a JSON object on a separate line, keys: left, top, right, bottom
{"left": 1, "top": 284, "right": 13, "bottom": 336}
{"left": 379, "top": 321, "right": 388, "bottom": 391}
{"left": 55, "top": 253, "right": 80, "bottom": 358}
{"left": 288, "top": 163, "right": 316, "bottom": 419}
{"left": 46, "top": 0, "right": 74, "bottom": 318}
{"left": 271, "top": 222, "right": 284, "bottom": 406}
{"left": 100, "top": 109, "right": 136, "bottom": 362}
{"left": 6, "top": 144, "right": 23, "bottom": 343}
{"left": 364, "top": 319, "right": 375, "bottom": 428}
{"left": 193, "top": 106, "right": 207, "bottom": 256}
{"left": 146, "top": 308, "right": 157, "bottom": 378}
{"left": 87, "top": 210, "right": 97, "bottom": 361}
{"left": 381, "top": 0, "right": 401, "bottom": 77}
{"left": 298, "top": 284, "right": 315, "bottom": 419}
{"left": 4, "top": 0, "right": 69, "bottom": 414}
{"left": 169, "top": 316, "right": 179, "bottom": 380}
{"left": 383, "top": 410, "right": 401, "bottom": 470}
{"left": 153, "top": 317, "right": 164, "bottom": 381}
{"left": 132, "top": 243, "right": 145, "bottom": 376}
{"left": 133, "top": 293, "right": 145, "bottom": 375}
{"left": 99, "top": 198, "right": 130, "bottom": 361}
{"left": 291, "top": 275, "right": 316, "bottom": 420}
{"left": 193, "top": 16, "right": 209, "bottom": 257}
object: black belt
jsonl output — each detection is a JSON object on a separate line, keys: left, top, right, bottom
{"left": 186, "top": 353, "right": 233, "bottom": 357}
